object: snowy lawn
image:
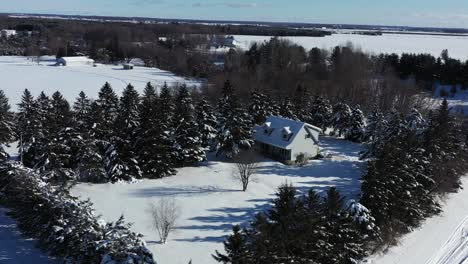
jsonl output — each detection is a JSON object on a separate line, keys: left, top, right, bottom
{"left": 367, "top": 176, "right": 468, "bottom": 264}
{"left": 233, "top": 33, "right": 468, "bottom": 60}
{"left": 71, "top": 137, "right": 365, "bottom": 264}
{"left": 0, "top": 56, "right": 200, "bottom": 110}
{"left": 0, "top": 207, "right": 56, "bottom": 264}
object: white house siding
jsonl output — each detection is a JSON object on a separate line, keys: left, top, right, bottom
{"left": 288, "top": 127, "right": 320, "bottom": 159}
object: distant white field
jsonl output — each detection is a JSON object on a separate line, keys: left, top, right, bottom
{"left": 0, "top": 56, "right": 200, "bottom": 110}
{"left": 72, "top": 137, "right": 365, "bottom": 264}
{"left": 234, "top": 33, "right": 468, "bottom": 60}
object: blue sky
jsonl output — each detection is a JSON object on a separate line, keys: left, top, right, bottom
{"left": 3, "top": 0, "right": 468, "bottom": 28}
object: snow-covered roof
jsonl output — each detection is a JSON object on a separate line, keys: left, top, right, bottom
{"left": 253, "top": 116, "right": 321, "bottom": 149}
{"left": 57, "top": 56, "right": 94, "bottom": 63}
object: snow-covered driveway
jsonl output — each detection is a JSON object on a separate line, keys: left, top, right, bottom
{"left": 0, "top": 207, "right": 56, "bottom": 264}
{"left": 72, "top": 137, "right": 365, "bottom": 264}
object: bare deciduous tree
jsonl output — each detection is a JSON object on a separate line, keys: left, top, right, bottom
{"left": 148, "top": 197, "right": 179, "bottom": 244}
{"left": 232, "top": 151, "right": 259, "bottom": 191}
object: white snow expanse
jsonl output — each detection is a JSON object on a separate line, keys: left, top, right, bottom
{"left": 234, "top": 33, "right": 468, "bottom": 60}
{"left": 0, "top": 207, "right": 57, "bottom": 264}
{"left": 368, "top": 176, "right": 468, "bottom": 264}
{"left": 72, "top": 137, "right": 365, "bottom": 264}
{"left": 0, "top": 56, "right": 199, "bottom": 110}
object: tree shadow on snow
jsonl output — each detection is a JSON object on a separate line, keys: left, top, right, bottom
{"left": 128, "top": 186, "right": 240, "bottom": 198}
{"left": 174, "top": 198, "right": 271, "bottom": 243}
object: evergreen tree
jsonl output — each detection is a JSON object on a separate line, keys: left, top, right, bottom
{"left": 140, "top": 82, "right": 177, "bottom": 178}
{"left": 279, "top": 98, "right": 297, "bottom": 120}
{"left": 249, "top": 90, "right": 272, "bottom": 125}
{"left": 49, "top": 91, "right": 73, "bottom": 137}
{"left": 345, "top": 106, "right": 366, "bottom": 142}
{"left": 292, "top": 84, "right": 311, "bottom": 122}
{"left": 0, "top": 90, "right": 14, "bottom": 162}
{"left": 330, "top": 101, "right": 351, "bottom": 137}
{"left": 195, "top": 99, "right": 217, "bottom": 148}
{"left": 173, "top": 84, "right": 205, "bottom": 165}
{"left": 215, "top": 80, "right": 253, "bottom": 158}
{"left": 93, "top": 82, "right": 119, "bottom": 142}
{"left": 212, "top": 225, "right": 251, "bottom": 264}
{"left": 73, "top": 91, "right": 93, "bottom": 134}
{"left": 310, "top": 95, "right": 332, "bottom": 131}
{"left": 17, "top": 89, "right": 40, "bottom": 166}
{"left": 106, "top": 84, "right": 142, "bottom": 182}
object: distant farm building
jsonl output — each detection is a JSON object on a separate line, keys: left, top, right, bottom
{"left": 1, "top": 29, "right": 17, "bottom": 38}
{"left": 210, "top": 35, "right": 239, "bottom": 48}
{"left": 129, "top": 58, "right": 145, "bottom": 67}
{"left": 123, "top": 63, "right": 134, "bottom": 70}
{"left": 56, "top": 56, "right": 95, "bottom": 66}
{"left": 253, "top": 116, "right": 321, "bottom": 163}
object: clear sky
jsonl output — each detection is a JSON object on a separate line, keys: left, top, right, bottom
{"left": 3, "top": 0, "right": 468, "bottom": 28}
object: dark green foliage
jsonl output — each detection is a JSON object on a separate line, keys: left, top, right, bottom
{"left": 73, "top": 91, "right": 93, "bottom": 135}
{"left": 93, "top": 82, "right": 119, "bottom": 142}
{"left": 215, "top": 184, "right": 373, "bottom": 264}
{"left": 215, "top": 80, "right": 253, "bottom": 158}
{"left": 195, "top": 99, "right": 217, "bottom": 148}
{"left": 173, "top": 85, "right": 205, "bottom": 165}
{"left": 107, "top": 84, "right": 142, "bottom": 182}
{"left": 345, "top": 107, "right": 366, "bottom": 142}
{"left": 138, "top": 82, "right": 177, "bottom": 178}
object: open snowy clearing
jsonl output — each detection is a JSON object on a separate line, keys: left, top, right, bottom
{"left": 71, "top": 137, "right": 365, "bottom": 264}
{"left": 233, "top": 33, "right": 468, "bottom": 60}
{"left": 367, "top": 176, "right": 468, "bottom": 264}
{"left": 0, "top": 56, "right": 200, "bottom": 110}
{"left": 0, "top": 207, "right": 57, "bottom": 264}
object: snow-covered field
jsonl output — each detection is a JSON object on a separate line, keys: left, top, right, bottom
{"left": 433, "top": 85, "right": 468, "bottom": 115}
{"left": 71, "top": 137, "right": 365, "bottom": 264}
{"left": 0, "top": 207, "right": 57, "bottom": 264}
{"left": 234, "top": 33, "right": 468, "bottom": 60}
{"left": 0, "top": 56, "right": 199, "bottom": 110}
{"left": 368, "top": 176, "right": 468, "bottom": 264}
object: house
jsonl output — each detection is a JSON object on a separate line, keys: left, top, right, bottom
{"left": 56, "top": 56, "right": 95, "bottom": 66}
{"left": 1, "top": 29, "right": 17, "bottom": 38}
{"left": 123, "top": 63, "right": 134, "bottom": 70}
{"left": 253, "top": 116, "right": 322, "bottom": 163}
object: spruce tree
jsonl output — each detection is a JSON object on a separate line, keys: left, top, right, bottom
{"left": 330, "top": 101, "right": 351, "bottom": 137}
{"left": 73, "top": 91, "right": 93, "bottom": 135}
{"left": 106, "top": 84, "right": 142, "bottom": 182}
{"left": 215, "top": 80, "right": 253, "bottom": 158}
{"left": 93, "top": 82, "right": 119, "bottom": 142}
{"left": 279, "top": 98, "right": 298, "bottom": 120}
{"left": 249, "top": 90, "right": 272, "bottom": 125}
{"left": 17, "top": 89, "right": 41, "bottom": 166}
{"left": 310, "top": 95, "right": 332, "bottom": 131}
{"left": 345, "top": 106, "right": 366, "bottom": 142}
{"left": 212, "top": 225, "right": 251, "bottom": 264}
{"left": 173, "top": 85, "right": 205, "bottom": 166}
{"left": 0, "top": 90, "right": 14, "bottom": 162}
{"left": 195, "top": 99, "right": 217, "bottom": 149}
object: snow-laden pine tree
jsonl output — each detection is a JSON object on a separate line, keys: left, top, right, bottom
{"left": 195, "top": 98, "right": 217, "bottom": 149}
{"left": 35, "top": 92, "right": 78, "bottom": 184}
{"left": 406, "top": 107, "right": 426, "bottom": 134}
{"left": 173, "top": 84, "right": 205, "bottom": 166}
{"left": 212, "top": 225, "right": 251, "bottom": 264}
{"left": 215, "top": 80, "right": 253, "bottom": 158}
{"left": 310, "top": 95, "right": 332, "bottom": 131}
{"left": 361, "top": 106, "right": 386, "bottom": 159}
{"left": 138, "top": 82, "right": 177, "bottom": 178}
{"left": 93, "top": 82, "right": 119, "bottom": 143}
{"left": 249, "top": 90, "right": 273, "bottom": 125}
{"left": 17, "top": 89, "right": 40, "bottom": 166}
{"left": 424, "top": 99, "right": 468, "bottom": 192}
{"left": 345, "top": 106, "right": 366, "bottom": 142}
{"left": 279, "top": 98, "right": 298, "bottom": 120}
{"left": 292, "top": 84, "right": 311, "bottom": 122}
{"left": 0, "top": 90, "right": 14, "bottom": 162}
{"left": 73, "top": 91, "right": 93, "bottom": 135}
{"left": 330, "top": 101, "right": 351, "bottom": 137}
{"left": 106, "top": 84, "right": 142, "bottom": 182}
